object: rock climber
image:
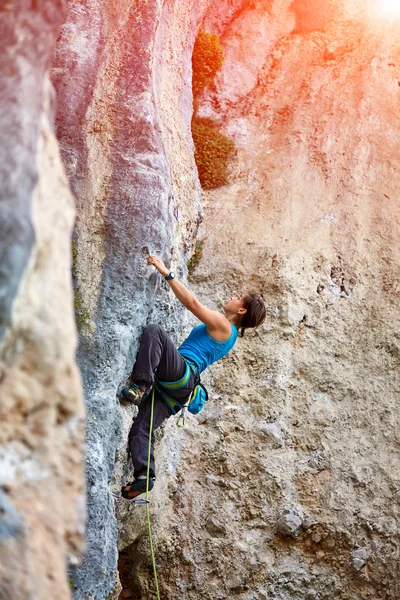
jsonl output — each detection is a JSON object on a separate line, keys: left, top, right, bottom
{"left": 120, "top": 255, "right": 266, "bottom": 499}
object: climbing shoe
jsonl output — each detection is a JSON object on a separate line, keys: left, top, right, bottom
{"left": 120, "top": 384, "right": 143, "bottom": 405}
{"left": 121, "top": 477, "right": 154, "bottom": 500}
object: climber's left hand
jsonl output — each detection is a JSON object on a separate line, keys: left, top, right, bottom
{"left": 147, "top": 255, "right": 169, "bottom": 277}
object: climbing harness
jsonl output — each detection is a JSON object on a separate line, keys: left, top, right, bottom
{"left": 154, "top": 358, "right": 208, "bottom": 420}
{"left": 154, "top": 358, "right": 194, "bottom": 413}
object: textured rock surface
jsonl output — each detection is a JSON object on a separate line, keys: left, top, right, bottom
{"left": 44, "top": 0, "right": 400, "bottom": 598}
{"left": 133, "top": 0, "right": 399, "bottom": 598}
{"left": 52, "top": 1, "right": 210, "bottom": 597}
{"left": 0, "top": 2, "right": 85, "bottom": 599}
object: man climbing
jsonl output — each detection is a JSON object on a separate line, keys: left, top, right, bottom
{"left": 120, "top": 255, "right": 266, "bottom": 499}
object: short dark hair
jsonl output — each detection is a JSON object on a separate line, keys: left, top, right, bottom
{"left": 239, "top": 293, "right": 266, "bottom": 338}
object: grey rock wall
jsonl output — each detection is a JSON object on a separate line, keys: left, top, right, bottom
{"left": 52, "top": 0, "right": 210, "bottom": 597}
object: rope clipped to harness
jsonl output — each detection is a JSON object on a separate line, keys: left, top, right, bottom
{"left": 154, "top": 358, "right": 208, "bottom": 420}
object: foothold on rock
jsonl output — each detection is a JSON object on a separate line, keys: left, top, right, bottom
{"left": 277, "top": 508, "right": 304, "bottom": 538}
{"left": 308, "top": 449, "right": 328, "bottom": 470}
{"left": 254, "top": 589, "right": 269, "bottom": 600}
{"left": 351, "top": 547, "right": 370, "bottom": 571}
{"left": 259, "top": 421, "right": 284, "bottom": 447}
{"left": 68, "top": 555, "right": 79, "bottom": 567}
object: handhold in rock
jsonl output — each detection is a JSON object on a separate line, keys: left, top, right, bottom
{"left": 259, "top": 421, "right": 284, "bottom": 447}
{"left": 134, "top": 247, "right": 151, "bottom": 277}
{"left": 277, "top": 508, "right": 304, "bottom": 537}
{"left": 351, "top": 547, "right": 369, "bottom": 570}
{"left": 205, "top": 517, "right": 226, "bottom": 538}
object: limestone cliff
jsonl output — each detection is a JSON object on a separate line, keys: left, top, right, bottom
{"left": 0, "top": 2, "right": 85, "bottom": 599}
{"left": 52, "top": 0, "right": 211, "bottom": 597}
{"left": 147, "top": 1, "right": 400, "bottom": 599}
{"left": 2, "top": 0, "right": 399, "bottom": 599}
{"left": 107, "top": 1, "right": 400, "bottom": 599}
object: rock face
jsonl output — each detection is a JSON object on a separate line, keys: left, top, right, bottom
{"left": 146, "top": 0, "right": 399, "bottom": 598}
{"left": 52, "top": 0, "right": 210, "bottom": 597}
{"left": 2, "top": 0, "right": 400, "bottom": 598}
{"left": 18, "top": 0, "right": 398, "bottom": 598}
{"left": 83, "top": 0, "right": 400, "bottom": 598}
{"left": 0, "top": 2, "right": 85, "bottom": 599}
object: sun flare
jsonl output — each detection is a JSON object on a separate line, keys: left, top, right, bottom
{"left": 376, "top": 0, "right": 400, "bottom": 17}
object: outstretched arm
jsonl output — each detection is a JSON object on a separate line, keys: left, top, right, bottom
{"left": 147, "top": 256, "right": 231, "bottom": 336}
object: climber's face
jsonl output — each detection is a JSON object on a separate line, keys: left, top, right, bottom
{"left": 223, "top": 294, "right": 247, "bottom": 315}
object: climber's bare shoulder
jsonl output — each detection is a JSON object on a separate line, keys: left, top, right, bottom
{"left": 187, "top": 298, "right": 232, "bottom": 342}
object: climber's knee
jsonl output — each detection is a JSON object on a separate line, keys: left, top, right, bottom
{"left": 143, "top": 323, "right": 164, "bottom": 336}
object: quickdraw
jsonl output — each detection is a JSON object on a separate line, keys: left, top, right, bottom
{"left": 111, "top": 492, "right": 150, "bottom": 505}
{"left": 176, "top": 406, "right": 186, "bottom": 428}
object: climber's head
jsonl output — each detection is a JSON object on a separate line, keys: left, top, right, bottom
{"left": 224, "top": 293, "right": 266, "bottom": 337}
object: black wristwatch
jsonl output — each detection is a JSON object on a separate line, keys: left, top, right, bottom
{"left": 165, "top": 271, "right": 175, "bottom": 281}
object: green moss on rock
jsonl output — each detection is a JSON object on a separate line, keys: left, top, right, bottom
{"left": 191, "top": 31, "right": 235, "bottom": 189}
{"left": 187, "top": 238, "right": 207, "bottom": 277}
{"left": 192, "top": 118, "right": 235, "bottom": 190}
{"left": 192, "top": 30, "right": 224, "bottom": 96}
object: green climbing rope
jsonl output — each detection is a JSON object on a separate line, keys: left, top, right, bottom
{"left": 146, "top": 388, "right": 161, "bottom": 600}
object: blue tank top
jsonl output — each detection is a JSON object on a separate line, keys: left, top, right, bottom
{"left": 178, "top": 323, "right": 238, "bottom": 373}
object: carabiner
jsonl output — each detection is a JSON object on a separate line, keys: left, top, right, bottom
{"left": 176, "top": 406, "right": 186, "bottom": 428}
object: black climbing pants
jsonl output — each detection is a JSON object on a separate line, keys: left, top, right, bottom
{"left": 128, "top": 324, "right": 196, "bottom": 478}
